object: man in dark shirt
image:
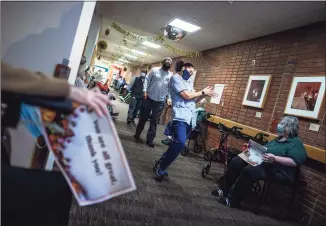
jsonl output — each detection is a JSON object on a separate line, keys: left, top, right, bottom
{"left": 127, "top": 70, "right": 147, "bottom": 124}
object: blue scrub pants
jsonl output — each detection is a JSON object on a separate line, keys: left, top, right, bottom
{"left": 159, "top": 121, "right": 192, "bottom": 171}
{"left": 163, "top": 120, "right": 173, "bottom": 136}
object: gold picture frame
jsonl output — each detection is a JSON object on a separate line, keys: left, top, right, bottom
{"left": 242, "top": 74, "right": 272, "bottom": 109}
{"left": 284, "top": 76, "right": 325, "bottom": 120}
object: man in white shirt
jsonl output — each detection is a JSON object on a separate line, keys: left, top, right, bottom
{"left": 134, "top": 57, "right": 172, "bottom": 148}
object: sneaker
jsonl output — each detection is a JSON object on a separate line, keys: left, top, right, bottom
{"left": 218, "top": 197, "right": 231, "bottom": 207}
{"left": 161, "top": 138, "right": 172, "bottom": 146}
{"left": 211, "top": 187, "right": 225, "bottom": 197}
{"left": 153, "top": 160, "right": 160, "bottom": 172}
{"left": 218, "top": 197, "right": 238, "bottom": 208}
{"left": 155, "top": 168, "right": 168, "bottom": 182}
{"left": 146, "top": 140, "right": 155, "bottom": 148}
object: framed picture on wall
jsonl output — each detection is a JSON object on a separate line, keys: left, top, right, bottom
{"left": 284, "top": 76, "right": 325, "bottom": 119}
{"left": 242, "top": 75, "right": 272, "bottom": 109}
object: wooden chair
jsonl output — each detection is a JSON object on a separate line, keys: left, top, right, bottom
{"left": 255, "top": 166, "right": 301, "bottom": 218}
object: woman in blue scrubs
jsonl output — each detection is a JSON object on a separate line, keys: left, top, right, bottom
{"left": 153, "top": 61, "right": 215, "bottom": 181}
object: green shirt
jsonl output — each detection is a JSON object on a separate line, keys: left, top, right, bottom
{"left": 265, "top": 136, "right": 307, "bottom": 181}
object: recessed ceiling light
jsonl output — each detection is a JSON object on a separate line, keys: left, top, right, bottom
{"left": 131, "top": 49, "right": 147, "bottom": 56}
{"left": 142, "top": 41, "right": 161, "bottom": 49}
{"left": 168, "top": 18, "right": 201, "bottom": 33}
{"left": 125, "top": 54, "right": 137, "bottom": 60}
{"left": 118, "top": 58, "right": 129, "bottom": 63}
{"left": 114, "top": 61, "right": 122, "bottom": 65}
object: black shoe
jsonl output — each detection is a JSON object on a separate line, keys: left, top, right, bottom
{"left": 133, "top": 135, "right": 143, "bottom": 143}
{"left": 127, "top": 119, "right": 133, "bottom": 124}
{"left": 146, "top": 140, "right": 155, "bottom": 148}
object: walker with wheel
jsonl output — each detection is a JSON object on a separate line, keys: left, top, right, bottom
{"left": 201, "top": 122, "right": 270, "bottom": 195}
{"left": 201, "top": 123, "right": 247, "bottom": 178}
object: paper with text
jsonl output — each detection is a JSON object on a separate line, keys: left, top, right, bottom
{"left": 40, "top": 104, "right": 136, "bottom": 206}
{"left": 238, "top": 140, "right": 267, "bottom": 167}
{"left": 210, "top": 84, "right": 225, "bottom": 104}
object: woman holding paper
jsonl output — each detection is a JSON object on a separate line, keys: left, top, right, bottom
{"left": 212, "top": 116, "right": 307, "bottom": 208}
{"left": 153, "top": 60, "right": 215, "bottom": 181}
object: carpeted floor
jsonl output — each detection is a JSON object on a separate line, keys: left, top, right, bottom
{"left": 67, "top": 94, "right": 299, "bottom": 226}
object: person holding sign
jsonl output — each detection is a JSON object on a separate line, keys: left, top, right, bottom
{"left": 1, "top": 61, "right": 111, "bottom": 118}
{"left": 153, "top": 61, "right": 215, "bottom": 181}
{"left": 212, "top": 116, "right": 307, "bottom": 209}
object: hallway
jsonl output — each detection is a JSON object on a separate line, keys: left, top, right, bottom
{"left": 67, "top": 96, "right": 297, "bottom": 226}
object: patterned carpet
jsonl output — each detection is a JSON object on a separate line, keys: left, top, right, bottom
{"left": 67, "top": 98, "right": 299, "bottom": 226}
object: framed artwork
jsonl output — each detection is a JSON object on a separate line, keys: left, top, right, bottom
{"left": 285, "top": 76, "right": 325, "bottom": 119}
{"left": 54, "top": 64, "right": 71, "bottom": 80}
{"left": 242, "top": 75, "right": 272, "bottom": 109}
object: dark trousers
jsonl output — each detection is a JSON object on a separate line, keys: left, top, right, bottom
{"left": 159, "top": 121, "right": 192, "bottom": 170}
{"left": 127, "top": 97, "right": 142, "bottom": 120}
{"left": 224, "top": 156, "right": 289, "bottom": 205}
{"left": 135, "top": 98, "right": 165, "bottom": 143}
{"left": 2, "top": 165, "right": 72, "bottom": 226}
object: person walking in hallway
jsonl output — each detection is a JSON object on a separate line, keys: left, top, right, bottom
{"left": 134, "top": 57, "right": 173, "bottom": 148}
{"left": 127, "top": 69, "right": 147, "bottom": 124}
{"left": 153, "top": 61, "right": 215, "bottom": 181}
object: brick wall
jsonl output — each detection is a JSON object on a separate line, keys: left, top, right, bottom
{"left": 137, "top": 22, "right": 326, "bottom": 225}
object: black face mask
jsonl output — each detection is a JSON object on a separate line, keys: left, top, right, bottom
{"left": 162, "top": 62, "right": 171, "bottom": 70}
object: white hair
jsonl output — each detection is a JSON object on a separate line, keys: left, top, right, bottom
{"left": 280, "top": 116, "right": 299, "bottom": 137}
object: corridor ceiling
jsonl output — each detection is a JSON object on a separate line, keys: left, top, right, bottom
{"left": 97, "top": 1, "right": 325, "bottom": 66}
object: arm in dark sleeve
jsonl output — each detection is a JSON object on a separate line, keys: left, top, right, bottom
{"left": 286, "top": 140, "right": 308, "bottom": 166}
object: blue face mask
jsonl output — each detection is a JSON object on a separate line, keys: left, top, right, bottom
{"left": 182, "top": 70, "right": 191, "bottom": 80}
{"left": 140, "top": 73, "right": 146, "bottom": 78}
{"left": 20, "top": 103, "right": 43, "bottom": 138}
{"left": 276, "top": 123, "right": 285, "bottom": 136}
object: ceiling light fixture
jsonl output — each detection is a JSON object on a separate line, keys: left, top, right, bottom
{"left": 125, "top": 54, "right": 138, "bottom": 60}
{"left": 131, "top": 49, "right": 147, "bottom": 56}
{"left": 118, "top": 58, "right": 129, "bottom": 63}
{"left": 142, "top": 41, "right": 161, "bottom": 49}
{"left": 121, "top": 46, "right": 148, "bottom": 56}
{"left": 114, "top": 61, "right": 122, "bottom": 65}
{"left": 168, "top": 18, "right": 201, "bottom": 33}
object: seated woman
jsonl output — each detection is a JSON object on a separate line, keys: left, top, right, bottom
{"left": 212, "top": 116, "right": 307, "bottom": 208}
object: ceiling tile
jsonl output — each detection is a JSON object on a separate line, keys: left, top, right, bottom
{"left": 136, "top": 9, "right": 172, "bottom": 34}
{"left": 146, "top": 1, "right": 198, "bottom": 18}
{"left": 267, "top": 9, "right": 326, "bottom": 34}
